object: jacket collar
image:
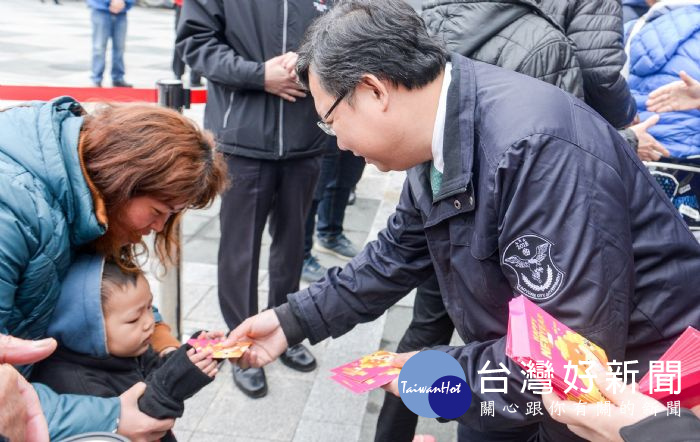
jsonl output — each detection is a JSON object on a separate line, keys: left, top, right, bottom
{"left": 46, "top": 97, "right": 107, "bottom": 246}
{"left": 408, "top": 53, "right": 477, "bottom": 227}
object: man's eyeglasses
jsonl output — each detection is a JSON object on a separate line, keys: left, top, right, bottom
{"left": 317, "top": 93, "right": 346, "bottom": 136}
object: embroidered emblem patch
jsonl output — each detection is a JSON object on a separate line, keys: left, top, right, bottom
{"left": 502, "top": 234, "right": 564, "bottom": 300}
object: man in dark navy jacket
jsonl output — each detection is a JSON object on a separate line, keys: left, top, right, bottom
{"left": 176, "top": 0, "right": 331, "bottom": 398}
{"left": 227, "top": 0, "right": 700, "bottom": 439}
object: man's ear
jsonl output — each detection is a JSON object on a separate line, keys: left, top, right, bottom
{"left": 358, "top": 74, "right": 390, "bottom": 111}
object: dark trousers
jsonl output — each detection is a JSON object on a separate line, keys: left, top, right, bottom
{"left": 218, "top": 154, "right": 321, "bottom": 329}
{"left": 374, "top": 275, "right": 454, "bottom": 442}
{"left": 303, "top": 147, "right": 366, "bottom": 257}
{"left": 173, "top": 5, "right": 201, "bottom": 83}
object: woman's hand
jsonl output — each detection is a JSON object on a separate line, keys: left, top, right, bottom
{"left": 118, "top": 383, "right": 175, "bottom": 442}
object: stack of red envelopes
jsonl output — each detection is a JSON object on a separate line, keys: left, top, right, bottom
{"left": 506, "top": 296, "right": 609, "bottom": 403}
{"left": 330, "top": 351, "right": 401, "bottom": 394}
{"left": 639, "top": 326, "right": 700, "bottom": 409}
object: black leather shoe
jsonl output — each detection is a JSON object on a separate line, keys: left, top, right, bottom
{"left": 112, "top": 79, "right": 133, "bottom": 88}
{"left": 232, "top": 366, "right": 267, "bottom": 398}
{"left": 280, "top": 344, "right": 317, "bottom": 372}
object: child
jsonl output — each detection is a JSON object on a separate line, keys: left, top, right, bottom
{"left": 31, "top": 254, "right": 220, "bottom": 441}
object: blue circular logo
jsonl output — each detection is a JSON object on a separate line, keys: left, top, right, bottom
{"left": 398, "top": 350, "right": 471, "bottom": 418}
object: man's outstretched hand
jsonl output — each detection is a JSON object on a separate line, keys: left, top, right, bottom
{"left": 225, "top": 310, "right": 289, "bottom": 368}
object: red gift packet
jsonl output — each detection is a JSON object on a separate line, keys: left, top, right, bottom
{"left": 639, "top": 326, "right": 700, "bottom": 409}
{"left": 506, "top": 296, "right": 609, "bottom": 403}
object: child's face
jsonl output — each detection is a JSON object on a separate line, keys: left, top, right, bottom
{"left": 104, "top": 274, "right": 155, "bottom": 357}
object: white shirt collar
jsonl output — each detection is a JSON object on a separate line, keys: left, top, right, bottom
{"left": 431, "top": 62, "right": 452, "bottom": 174}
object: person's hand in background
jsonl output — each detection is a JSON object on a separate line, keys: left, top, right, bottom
{"left": 630, "top": 114, "right": 670, "bottom": 161}
{"left": 265, "top": 54, "right": 307, "bottom": 102}
{"left": 109, "top": 0, "right": 126, "bottom": 15}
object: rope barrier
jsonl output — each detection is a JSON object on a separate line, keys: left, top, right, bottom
{"left": 0, "top": 84, "right": 207, "bottom": 104}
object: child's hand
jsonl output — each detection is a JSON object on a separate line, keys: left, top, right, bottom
{"left": 187, "top": 348, "right": 218, "bottom": 378}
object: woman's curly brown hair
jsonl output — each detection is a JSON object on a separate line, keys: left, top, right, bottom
{"left": 80, "top": 103, "right": 228, "bottom": 273}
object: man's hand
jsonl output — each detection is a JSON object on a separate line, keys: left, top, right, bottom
{"left": 542, "top": 362, "right": 665, "bottom": 442}
{"left": 380, "top": 351, "right": 419, "bottom": 397}
{"left": 109, "top": 0, "right": 126, "bottom": 14}
{"left": 264, "top": 53, "right": 307, "bottom": 102}
{"left": 647, "top": 71, "right": 700, "bottom": 113}
{"left": 117, "top": 383, "right": 174, "bottom": 442}
{"left": 630, "top": 114, "right": 670, "bottom": 161}
{"left": 225, "top": 310, "right": 288, "bottom": 369}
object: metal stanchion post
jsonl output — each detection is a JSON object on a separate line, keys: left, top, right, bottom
{"left": 156, "top": 79, "right": 191, "bottom": 340}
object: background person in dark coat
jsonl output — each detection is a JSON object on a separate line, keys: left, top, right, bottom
{"left": 227, "top": 0, "right": 700, "bottom": 440}
{"left": 176, "top": 0, "right": 331, "bottom": 399}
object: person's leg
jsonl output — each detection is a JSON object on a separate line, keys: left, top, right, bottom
{"left": 90, "top": 9, "right": 110, "bottom": 86}
{"left": 190, "top": 69, "right": 203, "bottom": 86}
{"left": 268, "top": 155, "right": 321, "bottom": 371}
{"left": 111, "top": 12, "right": 128, "bottom": 85}
{"left": 172, "top": 5, "right": 185, "bottom": 79}
{"left": 374, "top": 275, "right": 455, "bottom": 442}
{"left": 218, "top": 155, "right": 275, "bottom": 397}
{"left": 316, "top": 147, "right": 365, "bottom": 240}
{"left": 217, "top": 155, "right": 274, "bottom": 330}
{"left": 304, "top": 151, "right": 336, "bottom": 259}
{"left": 268, "top": 156, "right": 321, "bottom": 307}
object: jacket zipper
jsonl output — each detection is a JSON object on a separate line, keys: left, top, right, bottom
{"left": 278, "top": 0, "right": 288, "bottom": 157}
{"left": 222, "top": 91, "right": 235, "bottom": 129}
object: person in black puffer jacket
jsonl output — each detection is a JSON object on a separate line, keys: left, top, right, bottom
{"left": 534, "top": 0, "right": 638, "bottom": 130}
{"left": 422, "top": 0, "right": 584, "bottom": 100}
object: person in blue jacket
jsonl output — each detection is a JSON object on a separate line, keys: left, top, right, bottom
{"left": 228, "top": 0, "right": 700, "bottom": 440}
{"left": 626, "top": 4, "right": 700, "bottom": 158}
{"left": 87, "top": 0, "right": 134, "bottom": 87}
{"left": 0, "top": 97, "right": 227, "bottom": 440}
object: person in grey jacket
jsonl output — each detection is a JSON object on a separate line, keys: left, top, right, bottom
{"left": 176, "top": 0, "right": 330, "bottom": 399}
{"left": 227, "top": 0, "right": 700, "bottom": 440}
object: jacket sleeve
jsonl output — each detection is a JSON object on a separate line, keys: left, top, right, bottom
{"left": 175, "top": 0, "right": 265, "bottom": 90}
{"left": 138, "top": 345, "right": 213, "bottom": 419}
{"left": 435, "top": 132, "right": 635, "bottom": 432}
{"left": 287, "top": 179, "right": 434, "bottom": 344}
{"left": 0, "top": 182, "right": 38, "bottom": 335}
{"left": 567, "top": 0, "right": 636, "bottom": 128}
{"left": 33, "top": 383, "right": 120, "bottom": 440}
{"left": 518, "top": 35, "right": 585, "bottom": 100}
{"left": 620, "top": 408, "right": 700, "bottom": 442}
